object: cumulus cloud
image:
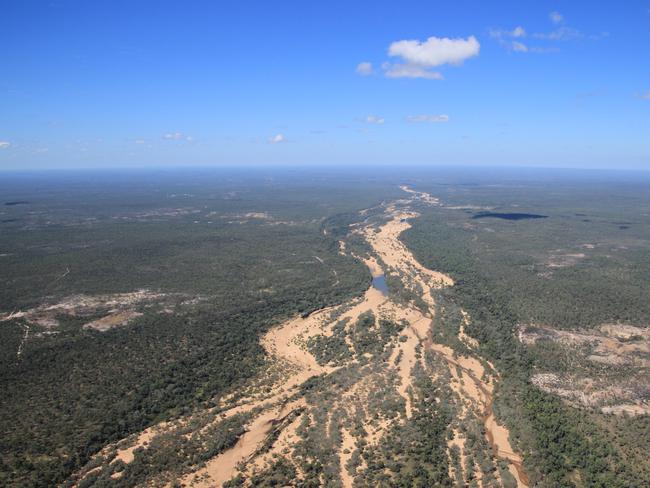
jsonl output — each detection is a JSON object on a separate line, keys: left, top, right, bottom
{"left": 163, "top": 132, "right": 193, "bottom": 141}
{"left": 379, "top": 35, "right": 479, "bottom": 80}
{"left": 388, "top": 36, "right": 480, "bottom": 67}
{"left": 365, "top": 115, "right": 385, "bottom": 124}
{"left": 550, "top": 11, "right": 564, "bottom": 25}
{"left": 406, "top": 114, "right": 450, "bottom": 123}
{"left": 268, "top": 133, "right": 286, "bottom": 144}
{"left": 356, "top": 62, "right": 373, "bottom": 76}
{"left": 0, "top": 141, "right": 10, "bottom": 149}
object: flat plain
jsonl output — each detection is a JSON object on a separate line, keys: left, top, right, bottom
{"left": 1, "top": 167, "right": 649, "bottom": 487}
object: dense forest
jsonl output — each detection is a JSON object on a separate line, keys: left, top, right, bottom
{"left": 402, "top": 176, "right": 650, "bottom": 487}
{"left": 0, "top": 170, "right": 401, "bottom": 487}
{"left": 2, "top": 168, "right": 650, "bottom": 487}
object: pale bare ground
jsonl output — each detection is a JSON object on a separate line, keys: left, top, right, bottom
{"left": 0, "top": 289, "right": 168, "bottom": 330}
{"left": 261, "top": 312, "right": 333, "bottom": 388}
{"left": 370, "top": 199, "right": 526, "bottom": 486}
{"left": 378, "top": 199, "right": 524, "bottom": 484}
{"left": 181, "top": 283, "right": 393, "bottom": 486}
{"left": 519, "top": 323, "right": 650, "bottom": 367}
{"left": 184, "top": 399, "right": 305, "bottom": 488}
{"left": 182, "top": 283, "right": 345, "bottom": 486}
{"left": 83, "top": 310, "right": 143, "bottom": 331}
{"left": 398, "top": 185, "right": 441, "bottom": 205}
{"left": 16, "top": 324, "right": 29, "bottom": 359}
{"left": 459, "top": 309, "right": 479, "bottom": 350}
{"left": 363, "top": 256, "right": 383, "bottom": 278}
{"left": 486, "top": 411, "right": 525, "bottom": 467}
{"left": 520, "top": 323, "right": 650, "bottom": 416}
{"left": 115, "top": 428, "right": 157, "bottom": 464}
{"left": 546, "top": 252, "right": 586, "bottom": 268}
{"left": 246, "top": 399, "right": 306, "bottom": 474}
{"left": 447, "top": 427, "right": 467, "bottom": 482}
{"left": 346, "top": 216, "right": 516, "bottom": 486}
{"left": 73, "top": 186, "right": 529, "bottom": 487}
{"left": 194, "top": 204, "right": 431, "bottom": 482}
{"left": 71, "top": 419, "right": 168, "bottom": 486}
{"left": 601, "top": 404, "right": 650, "bottom": 415}
{"left": 530, "top": 372, "right": 650, "bottom": 415}
{"left": 375, "top": 191, "right": 526, "bottom": 486}
{"left": 185, "top": 405, "right": 283, "bottom": 487}
{"left": 73, "top": 295, "right": 334, "bottom": 486}
{"left": 362, "top": 210, "right": 454, "bottom": 292}
{"left": 339, "top": 428, "right": 357, "bottom": 488}
{"left": 391, "top": 322, "right": 420, "bottom": 418}
{"left": 428, "top": 340, "right": 528, "bottom": 487}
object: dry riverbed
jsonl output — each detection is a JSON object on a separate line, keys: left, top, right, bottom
{"left": 72, "top": 186, "right": 528, "bottom": 488}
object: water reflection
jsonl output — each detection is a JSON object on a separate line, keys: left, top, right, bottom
{"left": 372, "top": 275, "right": 389, "bottom": 296}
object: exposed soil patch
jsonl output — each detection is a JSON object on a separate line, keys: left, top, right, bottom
{"left": 83, "top": 311, "right": 143, "bottom": 331}
{"left": 521, "top": 324, "right": 650, "bottom": 414}
{"left": 520, "top": 324, "right": 650, "bottom": 368}
{"left": 546, "top": 252, "right": 586, "bottom": 268}
{"left": 1, "top": 289, "right": 195, "bottom": 334}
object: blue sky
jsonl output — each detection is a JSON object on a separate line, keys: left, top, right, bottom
{"left": 1, "top": 0, "right": 649, "bottom": 169}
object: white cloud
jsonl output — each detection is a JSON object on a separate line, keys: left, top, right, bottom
{"left": 512, "top": 41, "right": 529, "bottom": 52}
{"left": 388, "top": 35, "right": 480, "bottom": 67}
{"left": 383, "top": 63, "right": 443, "bottom": 79}
{"left": 360, "top": 35, "right": 478, "bottom": 81}
{"left": 490, "top": 26, "right": 526, "bottom": 39}
{"left": 534, "top": 26, "right": 582, "bottom": 41}
{"left": 534, "top": 11, "right": 585, "bottom": 41}
{"left": 0, "top": 141, "right": 10, "bottom": 149}
{"left": 384, "top": 35, "right": 479, "bottom": 80}
{"left": 512, "top": 26, "right": 527, "bottom": 38}
{"left": 490, "top": 26, "right": 531, "bottom": 53}
{"left": 134, "top": 139, "right": 146, "bottom": 144}
{"left": 492, "top": 12, "right": 585, "bottom": 52}
{"left": 163, "top": 132, "right": 193, "bottom": 141}
{"left": 268, "top": 133, "right": 286, "bottom": 144}
{"left": 365, "top": 115, "right": 385, "bottom": 124}
{"left": 356, "top": 62, "right": 373, "bottom": 76}
{"left": 406, "top": 114, "right": 450, "bottom": 123}
{"left": 638, "top": 91, "right": 650, "bottom": 100}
